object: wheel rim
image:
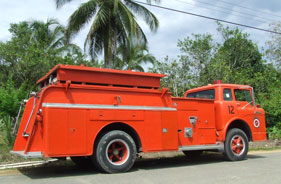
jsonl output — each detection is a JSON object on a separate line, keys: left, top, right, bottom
{"left": 106, "top": 139, "right": 130, "bottom": 166}
{"left": 231, "top": 135, "right": 246, "bottom": 156}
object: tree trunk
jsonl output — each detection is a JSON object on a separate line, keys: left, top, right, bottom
{"left": 104, "top": 21, "right": 114, "bottom": 69}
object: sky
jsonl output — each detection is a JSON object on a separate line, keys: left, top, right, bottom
{"left": 1, "top": 0, "right": 281, "bottom": 61}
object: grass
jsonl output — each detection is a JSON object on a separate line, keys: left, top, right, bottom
{"left": 249, "top": 146, "right": 281, "bottom": 152}
{"left": 0, "top": 133, "right": 44, "bottom": 164}
{"left": 0, "top": 144, "right": 46, "bottom": 164}
{"left": 0, "top": 144, "right": 26, "bottom": 163}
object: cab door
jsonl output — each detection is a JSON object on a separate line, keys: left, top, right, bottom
{"left": 234, "top": 88, "right": 255, "bottom": 118}
{"left": 182, "top": 89, "right": 217, "bottom": 146}
{"left": 215, "top": 88, "right": 238, "bottom": 131}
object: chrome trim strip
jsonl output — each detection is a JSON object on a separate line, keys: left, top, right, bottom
{"left": 179, "top": 142, "right": 224, "bottom": 151}
{"left": 254, "top": 111, "right": 262, "bottom": 114}
{"left": 10, "top": 151, "right": 43, "bottom": 158}
{"left": 23, "top": 97, "right": 36, "bottom": 137}
{"left": 42, "top": 103, "right": 177, "bottom": 111}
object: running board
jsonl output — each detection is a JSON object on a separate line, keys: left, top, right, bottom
{"left": 10, "top": 151, "right": 43, "bottom": 159}
{"left": 179, "top": 142, "right": 224, "bottom": 152}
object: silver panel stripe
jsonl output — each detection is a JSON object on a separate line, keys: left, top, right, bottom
{"left": 10, "top": 151, "right": 43, "bottom": 158}
{"left": 42, "top": 103, "right": 177, "bottom": 111}
{"left": 179, "top": 143, "right": 224, "bottom": 151}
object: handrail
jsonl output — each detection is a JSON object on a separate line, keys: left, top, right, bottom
{"left": 22, "top": 95, "right": 36, "bottom": 137}
{"left": 12, "top": 101, "right": 26, "bottom": 136}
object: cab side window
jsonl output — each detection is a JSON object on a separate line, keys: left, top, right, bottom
{"left": 187, "top": 89, "right": 215, "bottom": 100}
{"left": 223, "top": 88, "right": 233, "bottom": 101}
{"left": 234, "top": 89, "right": 252, "bottom": 104}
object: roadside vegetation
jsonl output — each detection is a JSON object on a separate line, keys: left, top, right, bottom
{"left": 0, "top": 1, "right": 281, "bottom": 163}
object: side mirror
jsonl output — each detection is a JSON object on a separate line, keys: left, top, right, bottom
{"left": 256, "top": 104, "right": 261, "bottom": 108}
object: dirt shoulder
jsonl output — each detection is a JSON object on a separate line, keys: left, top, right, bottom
{"left": 249, "top": 139, "right": 281, "bottom": 150}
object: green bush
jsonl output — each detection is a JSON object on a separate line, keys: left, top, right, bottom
{"left": 0, "top": 77, "right": 29, "bottom": 146}
{"left": 267, "top": 122, "right": 281, "bottom": 140}
{"left": 258, "top": 86, "right": 281, "bottom": 139}
{"left": 0, "top": 115, "right": 15, "bottom": 146}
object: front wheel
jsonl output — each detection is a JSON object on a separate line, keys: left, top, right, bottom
{"left": 224, "top": 128, "right": 249, "bottom": 161}
{"left": 92, "top": 130, "right": 136, "bottom": 173}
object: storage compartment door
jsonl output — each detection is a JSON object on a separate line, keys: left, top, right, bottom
{"left": 162, "top": 111, "right": 178, "bottom": 150}
{"left": 45, "top": 108, "right": 68, "bottom": 156}
{"left": 67, "top": 109, "right": 87, "bottom": 155}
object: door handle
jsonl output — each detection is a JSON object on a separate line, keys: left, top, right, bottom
{"left": 114, "top": 96, "right": 121, "bottom": 106}
{"left": 189, "top": 116, "right": 198, "bottom": 127}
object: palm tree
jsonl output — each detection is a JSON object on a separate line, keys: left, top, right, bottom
{"left": 55, "top": 0, "right": 160, "bottom": 68}
{"left": 29, "top": 19, "right": 81, "bottom": 56}
{"left": 115, "top": 38, "right": 156, "bottom": 72}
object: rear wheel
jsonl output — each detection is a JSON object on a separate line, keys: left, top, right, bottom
{"left": 224, "top": 128, "right": 249, "bottom": 161}
{"left": 92, "top": 130, "right": 136, "bottom": 173}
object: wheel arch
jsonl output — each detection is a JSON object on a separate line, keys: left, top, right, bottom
{"left": 225, "top": 119, "right": 253, "bottom": 142}
{"left": 93, "top": 122, "right": 142, "bottom": 153}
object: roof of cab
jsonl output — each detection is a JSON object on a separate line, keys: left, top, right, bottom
{"left": 184, "top": 83, "right": 252, "bottom": 97}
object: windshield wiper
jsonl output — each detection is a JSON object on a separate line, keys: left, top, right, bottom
{"left": 242, "top": 101, "right": 253, "bottom": 109}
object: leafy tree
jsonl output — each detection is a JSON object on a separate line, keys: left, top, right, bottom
{"left": 149, "top": 56, "right": 193, "bottom": 96}
{"left": 55, "top": 0, "right": 160, "bottom": 68}
{"left": 266, "top": 22, "right": 281, "bottom": 68}
{"left": 115, "top": 38, "right": 156, "bottom": 72}
{"left": 152, "top": 23, "right": 281, "bottom": 138}
{"left": 177, "top": 33, "right": 215, "bottom": 86}
{"left": 0, "top": 20, "right": 93, "bottom": 146}
{"left": 177, "top": 24, "right": 268, "bottom": 96}
{"left": 259, "top": 84, "right": 281, "bottom": 139}
{"left": 0, "top": 77, "right": 29, "bottom": 146}
{"left": 151, "top": 24, "right": 273, "bottom": 97}
{"left": 0, "top": 20, "right": 90, "bottom": 89}
{"left": 29, "top": 19, "right": 81, "bottom": 57}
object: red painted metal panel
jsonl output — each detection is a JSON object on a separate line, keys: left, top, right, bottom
{"left": 161, "top": 111, "right": 178, "bottom": 150}
{"left": 37, "top": 64, "right": 165, "bottom": 89}
{"left": 67, "top": 109, "right": 87, "bottom": 155}
{"left": 45, "top": 108, "right": 68, "bottom": 156}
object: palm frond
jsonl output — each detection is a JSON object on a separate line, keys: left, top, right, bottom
{"left": 124, "top": 0, "right": 159, "bottom": 32}
{"left": 118, "top": 2, "right": 147, "bottom": 43}
{"left": 144, "top": 0, "right": 161, "bottom": 4}
{"left": 85, "top": 6, "right": 109, "bottom": 57}
{"left": 55, "top": 0, "right": 74, "bottom": 8}
{"left": 66, "top": 0, "right": 99, "bottom": 42}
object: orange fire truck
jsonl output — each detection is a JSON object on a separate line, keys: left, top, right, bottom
{"left": 11, "top": 64, "right": 267, "bottom": 173}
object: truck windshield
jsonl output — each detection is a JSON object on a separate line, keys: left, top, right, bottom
{"left": 234, "top": 89, "right": 252, "bottom": 105}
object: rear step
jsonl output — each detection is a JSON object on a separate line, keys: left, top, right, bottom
{"left": 10, "top": 151, "right": 43, "bottom": 158}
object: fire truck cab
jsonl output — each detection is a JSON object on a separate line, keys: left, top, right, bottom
{"left": 175, "top": 82, "right": 266, "bottom": 158}
{"left": 11, "top": 64, "right": 267, "bottom": 173}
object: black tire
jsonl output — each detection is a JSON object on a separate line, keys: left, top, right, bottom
{"left": 224, "top": 128, "right": 249, "bottom": 161}
{"left": 183, "top": 150, "right": 203, "bottom": 158}
{"left": 71, "top": 156, "right": 93, "bottom": 168}
{"left": 92, "top": 130, "right": 136, "bottom": 173}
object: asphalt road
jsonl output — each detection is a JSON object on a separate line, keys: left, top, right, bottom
{"left": 1, "top": 151, "right": 281, "bottom": 184}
